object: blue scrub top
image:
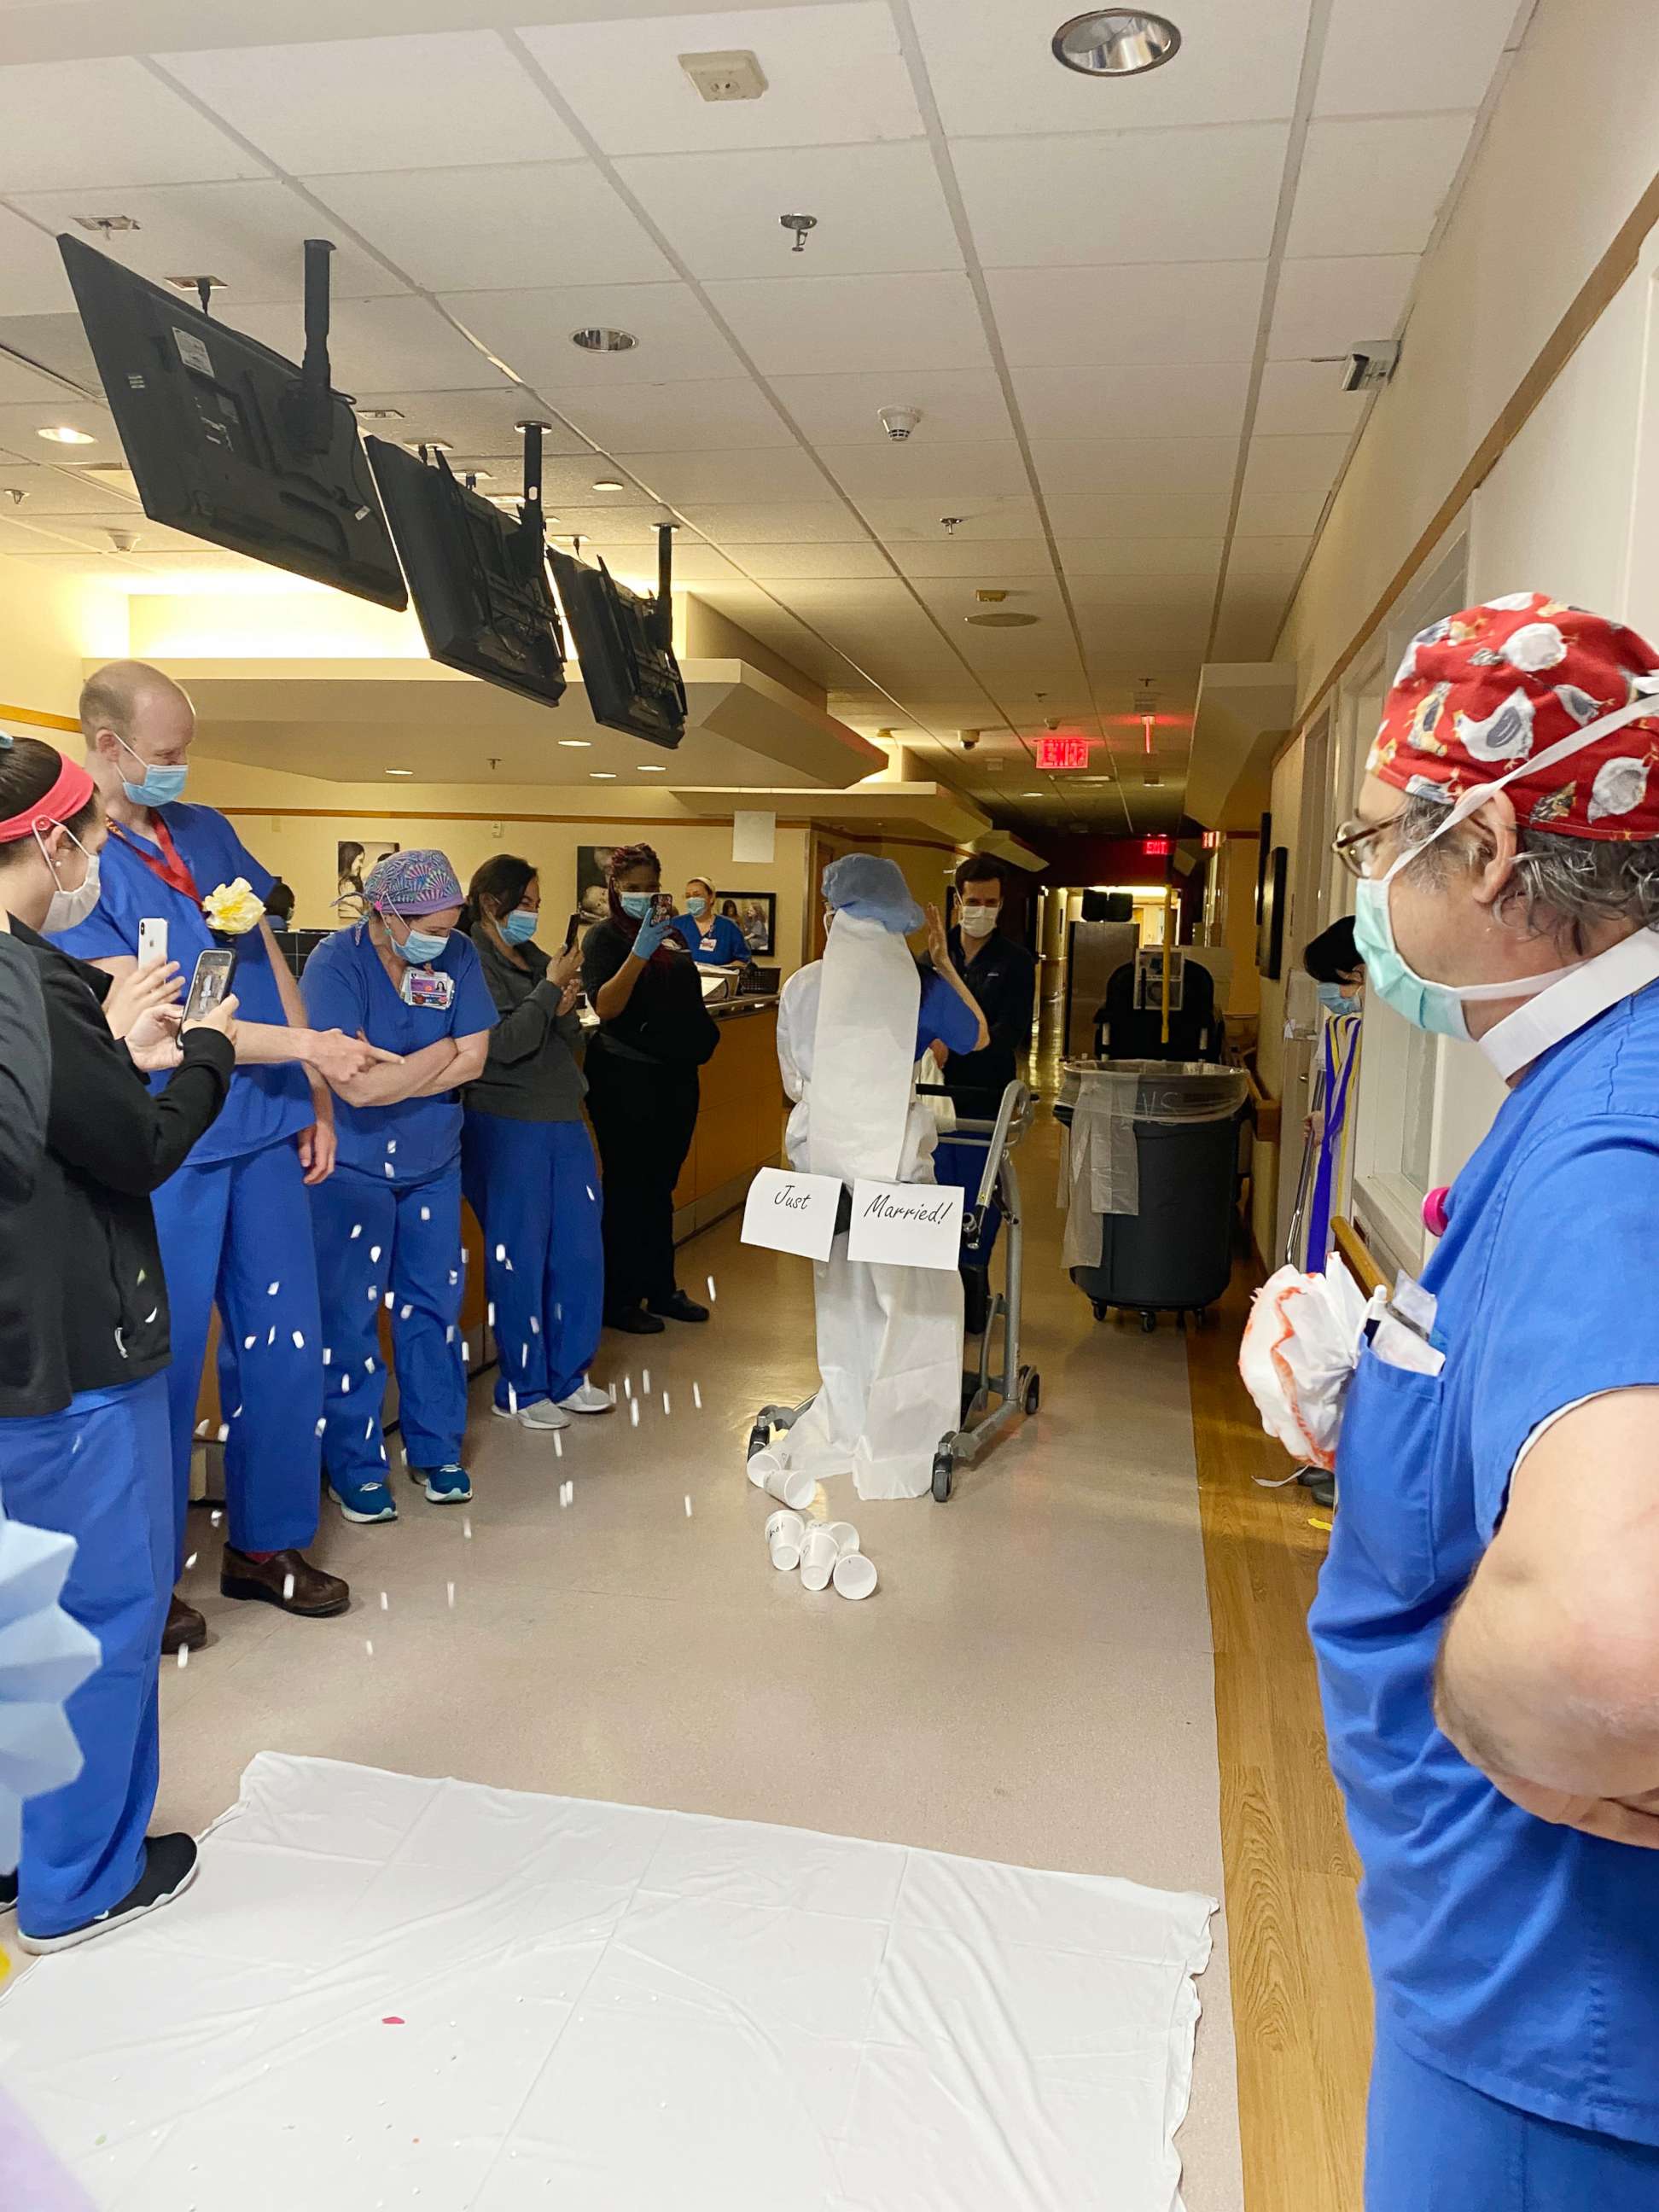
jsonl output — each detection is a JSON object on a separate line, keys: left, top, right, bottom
{"left": 917, "top": 970, "right": 981, "bottom": 1061}
{"left": 1312, "top": 979, "right": 1659, "bottom": 2144}
{"left": 52, "top": 801, "right": 311, "bottom": 1166}
{"left": 300, "top": 925, "right": 496, "bottom": 1185}
{"left": 674, "top": 911, "right": 749, "bottom": 965}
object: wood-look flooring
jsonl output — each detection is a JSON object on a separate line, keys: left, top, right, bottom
{"left": 1187, "top": 1266, "right": 1372, "bottom": 2211}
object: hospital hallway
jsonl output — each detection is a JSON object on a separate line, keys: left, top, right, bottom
{"left": 7, "top": 1088, "right": 1366, "bottom": 2211}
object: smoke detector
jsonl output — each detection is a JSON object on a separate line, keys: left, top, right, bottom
{"left": 680, "top": 49, "right": 768, "bottom": 102}
{"left": 105, "top": 528, "right": 141, "bottom": 553}
{"left": 879, "top": 405, "right": 921, "bottom": 441}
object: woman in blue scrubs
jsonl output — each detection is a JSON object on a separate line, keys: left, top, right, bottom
{"left": 675, "top": 877, "right": 748, "bottom": 966}
{"left": 301, "top": 851, "right": 496, "bottom": 1524}
{"left": 460, "top": 856, "right": 611, "bottom": 1433}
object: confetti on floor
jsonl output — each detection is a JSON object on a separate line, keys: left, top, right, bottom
{"left": 351, "top": 1224, "right": 363, "bottom": 1240}
{"left": 282, "top": 1573, "right": 296, "bottom": 1602}
{"left": 420, "top": 1207, "right": 430, "bottom": 1222}
{"left": 642, "top": 1370, "right": 651, "bottom": 1394}
{"left": 184, "top": 1552, "right": 198, "bottom": 1570}
{"left": 267, "top": 1283, "right": 280, "bottom": 1297}
{"left": 552, "top": 1431, "right": 564, "bottom": 1458}
{"left": 707, "top": 1276, "right": 718, "bottom": 1302}
{"left": 693, "top": 1384, "right": 703, "bottom": 1412}
{"left": 684, "top": 1496, "right": 693, "bottom": 1518}
{"left": 663, "top": 1393, "right": 672, "bottom": 1416}
{"left": 630, "top": 1400, "right": 640, "bottom": 1429}
{"left": 177, "top": 1647, "right": 188, "bottom": 1670}
{"left": 379, "top": 1592, "right": 389, "bottom": 1612}
{"left": 463, "top": 1518, "right": 474, "bottom": 1540}
{"left": 364, "top": 1640, "right": 375, "bottom": 1656}
{"left": 445, "top": 1582, "right": 455, "bottom": 1609}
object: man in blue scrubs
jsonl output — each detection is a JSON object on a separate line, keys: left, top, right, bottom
{"left": 1311, "top": 596, "right": 1659, "bottom": 2206}
{"left": 59, "top": 663, "right": 381, "bottom": 1648}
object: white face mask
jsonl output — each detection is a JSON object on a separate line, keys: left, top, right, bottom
{"left": 37, "top": 826, "right": 102, "bottom": 933}
{"left": 959, "top": 902, "right": 999, "bottom": 939}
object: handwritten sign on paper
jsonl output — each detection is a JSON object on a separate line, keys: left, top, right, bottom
{"left": 741, "top": 1167, "right": 841, "bottom": 1261}
{"left": 847, "top": 1179, "right": 964, "bottom": 1271}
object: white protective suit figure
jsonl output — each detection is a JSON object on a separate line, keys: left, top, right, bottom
{"left": 752, "top": 856, "right": 987, "bottom": 1500}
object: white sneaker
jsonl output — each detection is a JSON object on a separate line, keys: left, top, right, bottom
{"left": 492, "top": 1399, "right": 571, "bottom": 1431}
{"left": 557, "top": 1380, "right": 614, "bottom": 1416}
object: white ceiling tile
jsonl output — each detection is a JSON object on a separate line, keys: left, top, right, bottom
{"left": 912, "top": 0, "right": 1313, "bottom": 136}
{"left": 1243, "top": 432, "right": 1351, "bottom": 496}
{"left": 1030, "top": 437, "right": 1238, "bottom": 495}
{"left": 0, "top": 312, "right": 99, "bottom": 390}
{"left": 577, "top": 538, "right": 742, "bottom": 588}
{"left": 954, "top": 123, "right": 1286, "bottom": 270}
{"left": 1213, "top": 582, "right": 1292, "bottom": 659}
{"left": 228, "top": 294, "right": 492, "bottom": 392}
{"left": 888, "top": 537, "right": 1051, "bottom": 578}
{"left": 547, "top": 506, "right": 675, "bottom": 544}
{"left": 676, "top": 501, "right": 871, "bottom": 543}
{"left": 766, "top": 367, "right": 1012, "bottom": 445}
{"left": 1233, "top": 486, "right": 1330, "bottom": 535}
{"left": 1287, "top": 115, "right": 1476, "bottom": 259}
{"left": 1253, "top": 358, "right": 1370, "bottom": 436}
{"left": 719, "top": 541, "right": 896, "bottom": 579}
{"left": 0, "top": 461, "right": 141, "bottom": 517}
{"left": 1011, "top": 363, "right": 1249, "bottom": 440}
{"left": 0, "top": 59, "right": 262, "bottom": 190}
{"left": 10, "top": 183, "right": 401, "bottom": 308}
{"left": 1043, "top": 487, "right": 1234, "bottom": 538}
{"left": 540, "top": 379, "right": 794, "bottom": 454}
{"left": 445, "top": 282, "right": 742, "bottom": 387}
{"left": 350, "top": 390, "right": 592, "bottom": 460}
{"left": 518, "top": 4, "right": 923, "bottom": 156}
{"left": 1057, "top": 538, "right": 1225, "bottom": 579}
{"left": 1269, "top": 254, "right": 1419, "bottom": 360}
{"left": 705, "top": 271, "right": 992, "bottom": 375}
{"left": 304, "top": 164, "right": 673, "bottom": 294}
{"left": 824, "top": 440, "right": 1032, "bottom": 503}
{"left": 855, "top": 495, "right": 1042, "bottom": 541}
{"left": 988, "top": 262, "right": 1266, "bottom": 367}
{"left": 614, "top": 142, "right": 961, "bottom": 280}
{"left": 0, "top": 209, "right": 68, "bottom": 317}
{"left": 0, "top": 349, "right": 77, "bottom": 405}
{"left": 0, "top": 512, "right": 92, "bottom": 553}
{"left": 1067, "top": 575, "right": 1219, "bottom": 621}
{"left": 1315, "top": 0, "right": 1518, "bottom": 117}
{"left": 160, "top": 34, "right": 582, "bottom": 173}
{"left": 612, "top": 447, "right": 830, "bottom": 504}
{"left": 1226, "top": 535, "right": 1313, "bottom": 582}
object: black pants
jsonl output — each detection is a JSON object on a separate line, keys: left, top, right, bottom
{"left": 585, "top": 1045, "right": 701, "bottom": 1314}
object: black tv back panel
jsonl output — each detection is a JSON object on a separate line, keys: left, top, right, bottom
{"left": 365, "top": 437, "right": 568, "bottom": 712}
{"left": 550, "top": 527, "right": 687, "bottom": 748}
{"left": 58, "top": 231, "right": 406, "bottom": 609}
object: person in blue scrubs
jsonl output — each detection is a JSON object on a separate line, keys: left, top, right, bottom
{"left": 60, "top": 664, "right": 373, "bottom": 1648}
{"left": 301, "top": 849, "right": 496, "bottom": 1523}
{"left": 675, "top": 877, "right": 748, "bottom": 966}
{"left": 460, "top": 856, "right": 611, "bottom": 1434}
{"left": 1307, "top": 595, "right": 1659, "bottom": 2208}
{"left": 0, "top": 736, "right": 236, "bottom": 1950}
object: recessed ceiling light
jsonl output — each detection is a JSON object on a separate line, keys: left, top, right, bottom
{"left": 1051, "top": 10, "right": 1182, "bottom": 76}
{"left": 385, "top": 767, "right": 414, "bottom": 778}
{"left": 38, "top": 424, "right": 96, "bottom": 446}
{"left": 966, "top": 611, "right": 1039, "bottom": 629}
{"left": 571, "top": 328, "right": 637, "bottom": 353}
{"left": 558, "top": 738, "right": 591, "bottom": 748}
{"left": 591, "top": 479, "right": 626, "bottom": 492}
{"left": 591, "top": 771, "right": 618, "bottom": 780}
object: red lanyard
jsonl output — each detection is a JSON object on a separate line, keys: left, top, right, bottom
{"left": 110, "top": 814, "right": 201, "bottom": 905}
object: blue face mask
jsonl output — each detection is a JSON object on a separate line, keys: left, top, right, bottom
{"left": 619, "top": 892, "right": 656, "bottom": 922}
{"left": 502, "top": 907, "right": 538, "bottom": 946}
{"left": 117, "top": 737, "right": 188, "bottom": 808}
{"left": 1315, "top": 981, "right": 1359, "bottom": 1017}
{"left": 393, "top": 921, "right": 450, "bottom": 966}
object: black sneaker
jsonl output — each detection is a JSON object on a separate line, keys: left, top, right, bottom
{"left": 648, "top": 1289, "right": 709, "bottom": 1324}
{"left": 0, "top": 1868, "right": 16, "bottom": 1911}
{"left": 607, "top": 1305, "right": 666, "bottom": 1335}
{"left": 17, "top": 1833, "right": 198, "bottom": 1955}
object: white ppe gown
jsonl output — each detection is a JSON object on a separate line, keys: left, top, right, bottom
{"left": 760, "top": 916, "right": 964, "bottom": 1501}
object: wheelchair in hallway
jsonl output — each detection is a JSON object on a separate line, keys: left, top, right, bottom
{"left": 746, "top": 1080, "right": 1041, "bottom": 1504}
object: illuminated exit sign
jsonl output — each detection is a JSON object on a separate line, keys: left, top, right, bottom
{"left": 1037, "top": 735, "right": 1091, "bottom": 771}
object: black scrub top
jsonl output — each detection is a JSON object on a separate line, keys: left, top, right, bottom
{"left": 940, "top": 925, "right": 1037, "bottom": 1112}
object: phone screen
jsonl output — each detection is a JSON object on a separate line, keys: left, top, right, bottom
{"left": 563, "top": 910, "right": 580, "bottom": 953}
{"left": 652, "top": 894, "right": 675, "bottom": 926}
{"left": 184, "top": 948, "right": 236, "bottom": 1022}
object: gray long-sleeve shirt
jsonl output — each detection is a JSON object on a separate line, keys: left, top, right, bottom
{"left": 463, "top": 925, "right": 588, "bottom": 1123}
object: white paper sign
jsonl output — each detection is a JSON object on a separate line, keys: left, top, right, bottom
{"left": 732, "top": 809, "right": 776, "bottom": 864}
{"left": 742, "top": 1166, "right": 841, "bottom": 1260}
{"left": 847, "top": 1179, "right": 963, "bottom": 1271}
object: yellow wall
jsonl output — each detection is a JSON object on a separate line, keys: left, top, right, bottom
{"left": 0, "top": 560, "right": 102, "bottom": 724}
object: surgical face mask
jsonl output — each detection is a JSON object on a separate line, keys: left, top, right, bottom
{"left": 117, "top": 735, "right": 188, "bottom": 808}
{"left": 619, "top": 891, "right": 656, "bottom": 922}
{"left": 391, "top": 917, "right": 449, "bottom": 965}
{"left": 1315, "top": 981, "right": 1359, "bottom": 1017}
{"left": 685, "top": 888, "right": 710, "bottom": 916}
{"left": 502, "top": 907, "right": 538, "bottom": 946}
{"left": 38, "top": 828, "right": 102, "bottom": 932}
{"left": 959, "top": 902, "right": 999, "bottom": 939}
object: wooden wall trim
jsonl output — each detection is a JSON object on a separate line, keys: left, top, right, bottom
{"left": 1282, "top": 161, "right": 1659, "bottom": 751}
{"left": 0, "top": 703, "right": 79, "bottom": 733}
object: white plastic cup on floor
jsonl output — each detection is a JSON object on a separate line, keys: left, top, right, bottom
{"left": 823, "top": 1522, "right": 860, "bottom": 1558}
{"left": 765, "top": 1464, "right": 814, "bottom": 1511}
{"left": 770, "top": 1537, "right": 802, "bottom": 1574}
{"left": 800, "top": 1526, "right": 839, "bottom": 1592}
{"left": 833, "top": 1553, "right": 878, "bottom": 1602}
{"left": 765, "top": 1510, "right": 806, "bottom": 1550}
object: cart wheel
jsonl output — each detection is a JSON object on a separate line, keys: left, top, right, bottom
{"left": 932, "top": 1450, "right": 955, "bottom": 1504}
{"left": 1140, "top": 1310, "right": 1156, "bottom": 1335}
{"left": 746, "top": 1419, "right": 770, "bottom": 1461}
{"left": 1091, "top": 1299, "right": 1108, "bottom": 1322}
{"left": 1022, "top": 1369, "right": 1041, "bottom": 1416}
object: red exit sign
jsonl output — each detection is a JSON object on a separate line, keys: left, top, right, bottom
{"left": 1037, "top": 735, "right": 1091, "bottom": 770}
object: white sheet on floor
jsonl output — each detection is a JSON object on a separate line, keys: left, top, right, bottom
{"left": 0, "top": 1754, "right": 1217, "bottom": 2212}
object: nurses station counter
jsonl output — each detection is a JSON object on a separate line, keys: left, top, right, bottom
{"left": 192, "top": 994, "right": 783, "bottom": 1471}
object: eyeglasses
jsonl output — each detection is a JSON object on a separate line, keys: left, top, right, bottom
{"left": 1331, "top": 812, "right": 1406, "bottom": 881}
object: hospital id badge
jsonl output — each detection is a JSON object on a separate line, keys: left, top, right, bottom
{"left": 401, "top": 967, "right": 455, "bottom": 1010}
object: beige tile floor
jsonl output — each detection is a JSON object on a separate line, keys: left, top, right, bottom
{"left": 148, "top": 1106, "right": 1243, "bottom": 2208}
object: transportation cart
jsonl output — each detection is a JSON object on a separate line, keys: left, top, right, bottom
{"left": 747, "top": 1080, "right": 1041, "bottom": 1505}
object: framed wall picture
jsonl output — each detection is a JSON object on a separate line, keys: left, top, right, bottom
{"left": 716, "top": 890, "right": 776, "bottom": 958}
{"left": 335, "top": 838, "right": 399, "bottom": 920}
{"left": 1256, "top": 847, "right": 1289, "bottom": 980}
{"left": 575, "top": 843, "right": 616, "bottom": 924}
{"left": 1254, "top": 812, "right": 1272, "bottom": 925}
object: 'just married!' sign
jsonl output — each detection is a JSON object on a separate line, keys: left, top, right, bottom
{"left": 847, "top": 1179, "right": 964, "bottom": 1271}
{"left": 741, "top": 1167, "right": 841, "bottom": 1261}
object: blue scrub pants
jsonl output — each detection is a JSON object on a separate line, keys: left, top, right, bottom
{"left": 932, "top": 1138, "right": 1003, "bottom": 1269}
{"left": 462, "top": 1112, "right": 604, "bottom": 1412}
{"left": 310, "top": 1161, "right": 468, "bottom": 1486}
{"left": 154, "top": 1137, "right": 323, "bottom": 1564}
{"left": 0, "top": 1375, "right": 171, "bottom": 1938}
{"left": 1367, "top": 2029, "right": 1659, "bottom": 2209}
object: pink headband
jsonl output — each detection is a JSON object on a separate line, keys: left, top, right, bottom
{"left": 0, "top": 754, "right": 95, "bottom": 844}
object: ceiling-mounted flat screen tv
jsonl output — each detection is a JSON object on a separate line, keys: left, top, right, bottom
{"left": 58, "top": 231, "right": 405, "bottom": 609}
{"left": 550, "top": 530, "right": 687, "bottom": 749}
{"left": 365, "top": 438, "right": 568, "bottom": 712}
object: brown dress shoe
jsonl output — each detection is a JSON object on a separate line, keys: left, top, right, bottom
{"left": 161, "top": 1592, "right": 207, "bottom": 1655}
{"left": 220, "top": 1548, "right": 350, "bottom": 1618}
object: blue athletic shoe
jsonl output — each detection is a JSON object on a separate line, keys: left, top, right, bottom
{"left": 330, "top": 1478, "right": 399, "bottom": 1525}
{"left": 416, "top": 1463, "right": 473, "bottom": 1505}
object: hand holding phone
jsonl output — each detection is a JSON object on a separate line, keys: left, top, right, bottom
{"left": 183, "top": 947, "right": 236, "bottom": 1023}
{"left": 137, "top": 918, "right": 168, "bottom": 969}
